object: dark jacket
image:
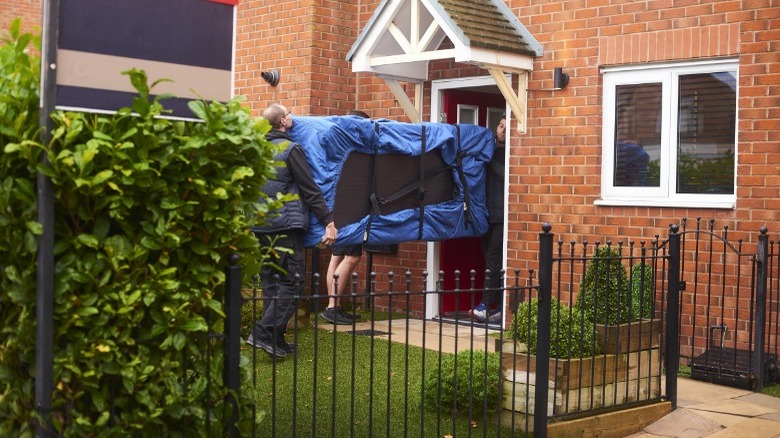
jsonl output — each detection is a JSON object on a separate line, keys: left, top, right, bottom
{"left": 252, "top": 130, "right": 333, "bottom": 233}
{"left": 485, "top": 143, "right": 505, "bottom": 224}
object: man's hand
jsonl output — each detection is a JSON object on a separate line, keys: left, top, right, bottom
{"left": 320, "top": 221, "right": 337, "bottom": 247}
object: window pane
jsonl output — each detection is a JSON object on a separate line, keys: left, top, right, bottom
{"left": 614, "top": 83, "right": 662, "bottom": 187}
{"left": 677, "top": 72, "right": 736, "bottom": 194}
{"left": 457, "top": 105, "right": 477, "bottom": 125}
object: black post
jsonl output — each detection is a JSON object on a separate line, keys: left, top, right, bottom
{"left": 311, "top": 247, "right": 320, "bottom": 313}
{"left": 665, "top": 224, "right": 681, "bottom": 409}
{"left": 365, "top": 251, "right": 374, "bottom": 309}
{"left": 753, "top": 227, "right": 769, "bottom": 391}
{"left": 36, "top": 1, "right": 59, "bottom": 436}
{"left": 223, "top": 254, "right": 242, "bottom": 437}
{"left": 534, "top": 223, "right": 553, "bottom": 437}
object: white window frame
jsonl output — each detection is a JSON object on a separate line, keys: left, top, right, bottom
{"left": 597, "top": 59, "right": 739, "bottom": 209}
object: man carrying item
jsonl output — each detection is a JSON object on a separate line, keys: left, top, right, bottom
{"left": 248, "top": 103, "right": 337, "bottom": 358}
{"left": 470, "top": 115, "right": 506, "bottom": 323}
{"left": 319, "top": 109, "right": 370, "bottom": 325}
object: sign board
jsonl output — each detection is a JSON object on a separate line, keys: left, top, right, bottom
{"left": 56, "top": 0, "right": 237, "bottom": 118}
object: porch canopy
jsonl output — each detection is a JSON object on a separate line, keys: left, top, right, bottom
{"left": 346, "top": 0, "right": 542, "bottom": 132}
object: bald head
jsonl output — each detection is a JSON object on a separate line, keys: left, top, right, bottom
{"left": 263, "top": 103, "right": 292, "bottom": 131}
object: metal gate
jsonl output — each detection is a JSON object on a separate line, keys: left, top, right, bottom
{"left": 678, "top": 218, "right": 779, "bottom": 390}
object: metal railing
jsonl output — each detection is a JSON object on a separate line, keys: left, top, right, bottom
{"left": 33, "top": 221, "right": 778, "bottom": 436}
{"left": 222, "top": 224, "right": 682, "bottom": 437}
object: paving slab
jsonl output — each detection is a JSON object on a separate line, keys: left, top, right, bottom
{"left": 705, "top": 417, "right": 780, "bottom": 438}
{"left": 691, "top": 410, "right": 749, "bottom": 428}
{"left": 675, "top": 378, "right": 752, "bottom": 404}
{"left": 689, "top": 399, "right": 779, "bottom": 417}
{"left": 643, "top": 408, "right": 724, "bottom": 438}
{"left": 757, "top": 410, "right": 780, "bottom": 422}
{"left": 626, "top": 432, "right": 667, "bottom": 438}
{"left": 735, "top": 392, "right": 780, "bottom": 411}
{"left": 626, "top": 431, "right": 666, "bottom": 438}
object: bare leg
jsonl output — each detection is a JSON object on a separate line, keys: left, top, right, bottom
{"left": 333, "top": 254, "right": 362, "bottom": 307}
{"left": 326, "top": 254, "right": 345, "bottom": 309}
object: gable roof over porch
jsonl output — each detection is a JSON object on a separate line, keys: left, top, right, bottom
{"left": 346, "top": 0, "right": 542, "bottom": 131}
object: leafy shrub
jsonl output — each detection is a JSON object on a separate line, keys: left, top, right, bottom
{"left": 630, "top": 263, "right": 655, "bottom": 320}
{"left": 424, "top": 350, "right": 502, "bottom": 418}
{"left": 509, "top": 297, "right": 599, "bottom": 359}
{"left": 575, "top": 245, "right": 632, "bottom": 325}
{"left": 0, "top": 19, "right": 45, "bottom": 435}
{"left": 1, "top": 20, "right": 280, "bottom": 435}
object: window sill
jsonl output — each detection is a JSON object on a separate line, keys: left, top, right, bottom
{"left": 594, "top": 198, "right": 736, "bottom": 210}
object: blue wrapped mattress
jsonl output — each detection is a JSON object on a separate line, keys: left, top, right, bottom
{"left": 288, "top": 115, "right": 494, "bottom": 247}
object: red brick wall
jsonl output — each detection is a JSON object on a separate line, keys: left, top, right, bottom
{"left": 236, "top": 1, "right": 353, "bottom": 116}
{"left": 347, "top": 0, "right": 779, "bottom": 323}
{"left": 0, "top": 0, "right": 40, "bottom": 35}
{"left": 503, "top": 0, "right": 779, "bottom": 264}
{"left": 350, "top": 0, "right": 776, "bottom": 268}
{"left": 507, "top": 0, "right": 779, "bottom": 360}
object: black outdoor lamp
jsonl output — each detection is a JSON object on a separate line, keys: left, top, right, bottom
{"left": 553, "top": 67, "right": 569, "bottom": 90}
{"left": 261, "top": 69, "right": 280, "bottom": 86}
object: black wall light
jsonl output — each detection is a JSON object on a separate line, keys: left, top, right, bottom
{"left": 553, "top": 67, "right": 569, "bottom": 90}
{"left": 261, "top": 69, "right": 280, "bottom": 86}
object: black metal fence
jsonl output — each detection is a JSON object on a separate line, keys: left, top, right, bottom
{"left": 32, "top": 221, "right": 777, "bottom": 436}
{"left": 222, "top": 224, "right": 683, "bottom": 437}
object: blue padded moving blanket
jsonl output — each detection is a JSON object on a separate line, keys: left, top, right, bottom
{"left": 288, "top": 115, "right": 494, "bottom": 247}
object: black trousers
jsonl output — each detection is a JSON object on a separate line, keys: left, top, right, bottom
{"left": 253, "top": 231, "right": 304, "bottom": 344}
{"left": 480, "top": 222, "right": 504, "bottom": 308}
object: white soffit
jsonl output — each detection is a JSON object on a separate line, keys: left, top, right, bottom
{"left": 347, "top": 0, "right": 542, "bottom": 82}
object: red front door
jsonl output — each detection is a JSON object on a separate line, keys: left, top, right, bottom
{"left": 439, "top": 89, "right": 505, "bottom": 318}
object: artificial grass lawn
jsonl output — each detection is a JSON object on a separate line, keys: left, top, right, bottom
{"left": 243, "top": 323, "right": 524, "bottom": 438}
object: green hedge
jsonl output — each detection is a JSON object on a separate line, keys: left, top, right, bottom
{"left": 576, "top": 245, "right": 632, "bottom": 325}
{"left": 510, "top": 297, "right": 599, "bottom": 359}
{"left": 1, "top": 20, "right": 282, "bottom": 436}
{"left": 424, "top": 349, "right": 502, "bottom": 418}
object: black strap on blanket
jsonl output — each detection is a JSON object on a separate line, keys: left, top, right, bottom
{"left": 377, "top": 165, "right": 451, "bottom": 205}
{"left": 364, "top": 122, "right": 381, "bottom": 243}
{"left": 454, "top": 125, "right": 473, "bottom": 229}
{"left": 416, "top": 125, "right": 426, "bottom": 240}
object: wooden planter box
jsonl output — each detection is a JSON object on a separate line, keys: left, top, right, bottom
{"left": 595, "top": 319, "right": 661, "bottom": 354}
{"left": 500, "top": 342, "right": 628, "bottom": 391}
{"left": 501, "top": 342, "right": 662, "bottom": 417}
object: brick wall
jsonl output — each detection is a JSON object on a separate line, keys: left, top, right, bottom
{"left": 0, "top": 0, "right": 40, "bottom": 35}
{"left": 346, "top": 0, "right": 779, "bottom": 320}
{"left": 234, "top": 1, "right": 365, "bottom": 117}
{"left": 502, "top": 0, "right": 779, "bottom": 267}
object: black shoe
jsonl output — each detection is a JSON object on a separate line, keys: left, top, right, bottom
{"left": 320, "top": 306, "right": 353, "bottom": 325}
{"left": 338, "top": 307, "right": 361, "bottom": 321}
{"left": 277, "top": 340, "right": 297, "bottom": 355}
{"left": 246, "top": 334, "right": 287, "bottom": 358}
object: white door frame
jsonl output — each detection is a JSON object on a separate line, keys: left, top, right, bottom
{"left": 425, "top": 75, "right": 510, "bottom": 320}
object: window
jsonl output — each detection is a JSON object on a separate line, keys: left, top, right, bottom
{"left": 457, "top": 104, "right": 478, "bottom": 124}
{"left": 599, "top": 60, "right": 737, "bottom": 208}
